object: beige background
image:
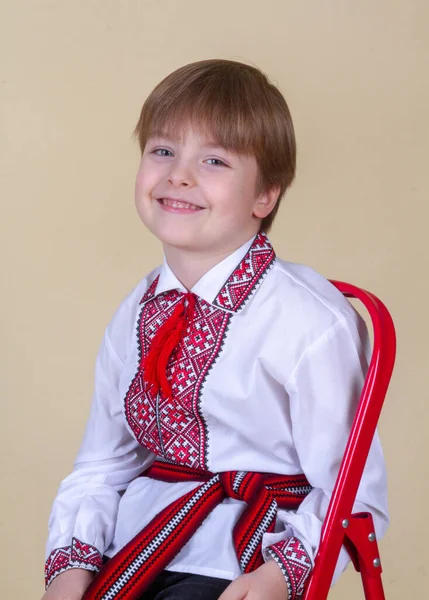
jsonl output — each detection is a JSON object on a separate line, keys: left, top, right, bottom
{"left": 1, "top": 1, "right": 428, "bottom": 598}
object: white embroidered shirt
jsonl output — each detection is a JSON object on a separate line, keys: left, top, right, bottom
{"left": 45, "top": 233, "right": 388, "bottom": 597}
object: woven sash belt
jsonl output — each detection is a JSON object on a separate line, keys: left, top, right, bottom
{"left": 83, "top": 460, "right": 312, "bottom": 600}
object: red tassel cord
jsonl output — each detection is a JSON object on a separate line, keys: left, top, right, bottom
{"left": 143, "top": 292, "right": 196, "bottom": 398}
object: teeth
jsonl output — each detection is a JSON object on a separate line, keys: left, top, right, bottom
{"left": 161, "top": 198, "right": 200, "bottom": 210}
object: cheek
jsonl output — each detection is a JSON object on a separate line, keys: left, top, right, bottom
{"left": 135, "top": 154, "right": 160, "bottom": 189}
{"left": 134, "top": 163, "right": 145, "bottom": 193}
{"left": 226, "top": 178, "right": 258, "bottom": 216}
{"left": 208, "top": 175, "right": 245, "bottom": 206}
{"left": 134, "top": 169, "right": 152, "bottom": 220}
{"left": 135, "top": 167, "right": 158, "bottom": 205}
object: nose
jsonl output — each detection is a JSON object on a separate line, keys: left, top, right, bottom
{"left": 167, "top": 160, "right": 195, "bottom": 188}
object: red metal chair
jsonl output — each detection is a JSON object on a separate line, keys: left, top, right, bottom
{"left": 303, "top": 281, "right": 396, "bottom": 600}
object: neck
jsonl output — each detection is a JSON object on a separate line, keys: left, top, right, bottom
{"left": 163, "top": 239, "right": 255, "bottom": 290}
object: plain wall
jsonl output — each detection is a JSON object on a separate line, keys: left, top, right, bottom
{"left": 1, "top": 1, "right": 428, "bottom": 597}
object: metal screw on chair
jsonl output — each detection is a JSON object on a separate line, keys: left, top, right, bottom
{"left": 341, "top": 519, "right": 349, "bottom": 528}
{"left": 368, "top": 532, "right": 376, "bottom": 542}
{"left": 373, "top": 558, "right": 381, "bottom": 567}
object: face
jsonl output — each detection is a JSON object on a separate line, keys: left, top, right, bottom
{"left": 135, "top": 128, "right": 278, "bottom": 257}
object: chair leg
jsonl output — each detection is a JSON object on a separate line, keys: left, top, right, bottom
{"left": 344, "top": 513, "right": 386, "bottom": 600}
{"left": 360, "top": 567, "right": 386, "bottom": 600}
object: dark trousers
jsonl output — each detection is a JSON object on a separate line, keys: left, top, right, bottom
{"left": 137, "top": 570, "right": 231, "bottom": 600}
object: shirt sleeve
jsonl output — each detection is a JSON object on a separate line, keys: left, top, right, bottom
{"left": 45, "top": 320, "right": 155, "bottom": 588}
{"left": 262, "top": 315, "right": 389, "bottom": 598}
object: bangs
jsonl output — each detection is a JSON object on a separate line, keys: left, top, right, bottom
{"left": 135, "top": 64, "right": 270, "bottom": 157}
{"left": 146, "top": 105, "right": 259, "bottom": 155}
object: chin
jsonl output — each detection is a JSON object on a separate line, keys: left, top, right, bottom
{"left": 153, "top": 227, "right": 202, "bottom": 251}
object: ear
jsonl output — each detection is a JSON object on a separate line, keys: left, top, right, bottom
{"left": 252, "top": 186, "right": 281, "bottom": 219}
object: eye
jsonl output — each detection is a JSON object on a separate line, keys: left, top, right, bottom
{"left": 205, "top": 158, "right": 228, "bottom": 167}
{"left": 152, "top": 148, "right": 174, "bottom": 157}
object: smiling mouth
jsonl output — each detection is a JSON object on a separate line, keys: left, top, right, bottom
{"left": 157, "top": 198, "right": 204, "bottom": 211}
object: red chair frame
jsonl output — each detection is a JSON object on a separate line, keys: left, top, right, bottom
{"left": 302, "top": 281, "right": 396, "bottom": 600}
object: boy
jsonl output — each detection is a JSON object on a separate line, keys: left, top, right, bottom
{"left": 42, "top": 59, "right": 388, "bottom": 600}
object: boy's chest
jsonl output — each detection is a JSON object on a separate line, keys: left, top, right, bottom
{"left": 118, "top": 292, "right": 295, "bottom": 471}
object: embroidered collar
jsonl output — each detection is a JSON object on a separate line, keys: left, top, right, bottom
{"left": 140, "top": 232, "right": 276, "bottom": 313}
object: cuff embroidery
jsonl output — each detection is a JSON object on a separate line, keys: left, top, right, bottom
{"left": 266, "top": 536, "right": 312, "bottom": 600}
{"left": 45, "top": 537, "right": 103, "bottom": 589}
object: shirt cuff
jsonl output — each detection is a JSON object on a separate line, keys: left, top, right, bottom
{"left": 45, "top": 536, "right": 103, "bottom": 589}
{"left": 264, "top": 536, "right": 312, "bottom": 600}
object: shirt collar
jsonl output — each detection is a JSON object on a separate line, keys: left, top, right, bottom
{"left": 140, "top": 232, "right": 276, "bottom": 313}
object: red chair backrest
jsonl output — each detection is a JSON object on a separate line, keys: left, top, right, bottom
{"left": 303, "top": 281, "right": 396, "bottom": 600}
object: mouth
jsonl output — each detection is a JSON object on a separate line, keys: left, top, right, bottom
{"left": 156, "top": 197, "right": 205, "bottom": 212}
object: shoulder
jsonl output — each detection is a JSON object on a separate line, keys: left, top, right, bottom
{"left": 103, "top": 266, "right": 162, "bottom": 362}
{"left": 271, "top": 258, "right": 352, "bottom": 317}
{"left": 261, "top": 257, "right": 365, "bottom": 344}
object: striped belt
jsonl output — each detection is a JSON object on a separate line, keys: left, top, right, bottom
{"left": 83, "top": 460, "right": 312, "bottom": 600}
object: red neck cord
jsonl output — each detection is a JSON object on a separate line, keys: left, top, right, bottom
{"left": 143, "top": 292, "right": 196, "bottom": 398}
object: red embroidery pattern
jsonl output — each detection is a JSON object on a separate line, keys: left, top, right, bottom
{"left": 140, "top": 275, "right": 160, "bottom": 305}
{"left": 266, "top": 537, "right": 312, "bottom": 600}
{"left": 124, "top": 233, "right": 275, "bottom": 469}
{"left": 213, "top": 232, "right": 275, "bottom": 312}
{"left": 45, "top": 537, "right": 103, "bottom": 589}
{"left": 125, "top": 294, "right": 231, "bottom": 469}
